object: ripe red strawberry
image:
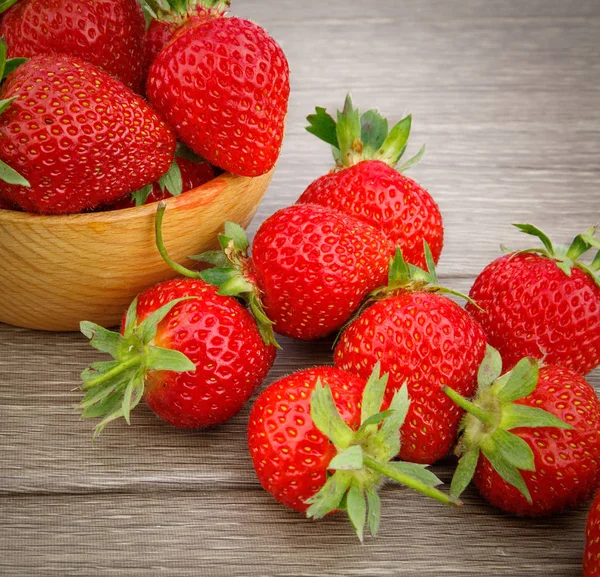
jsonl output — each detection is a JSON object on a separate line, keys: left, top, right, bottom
{"left": 334, "top": 247, "right": 486, "bottom": 464}
{"left": 467, "top": 224, "right": 600, "bottom": 375}
{"left": 0, "top": 0, "right": 146, "bottom": 92}
{"left": 144, "top": 0, "right": 289, "bottom": 177}
{"left": 248, "top": 364, "right": 458, "bottom": 540}
{"left": 445, "top": 356, "right": 600, "bottom": 516}
{"left": 106, "top": 157, "right": 214, "bottom": 210}
{"left": 144, "top": 20, "right": 174, "bottom": 80}
{"left": 162, "top": 203, "right": 393, "bottom": 342}
{"left": 79, "top": 278, "right": 276, "bottom": 437}
{"left": 0, "top": 53, "right": 176, "bottom": 214}
{"left": 297, "top": 96, "right": 443, "bottom": 269}
{"left": 585, "top": 492, "right": 600, "bottom": 577}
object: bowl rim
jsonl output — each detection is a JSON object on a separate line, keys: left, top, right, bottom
{"left": 0, "top": 171, "right": 248, "bottom": 225}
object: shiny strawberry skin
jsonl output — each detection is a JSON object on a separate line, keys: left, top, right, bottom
{"left": 251, "top": 204, "right": 392, "bottom": 340}
{"left": 585, "top": 491, "right": 600, "bottom": 577}
{"left": 474, "top": 365, "right": 600, "bottom": 516}
{"left": 0, "top": 0, "right": 146, "bottom": 92}
{"left": 467, "top": 252, "right": 600, "bottom": 375}
{"left": 147, "top": 17, "right": 289, "bottom": 177}
{"left": 298, "top": 160, "right": 444, "bottom": 268}
{"left": 107, "top": 158, "right": 215, "bottom": 210}
{"left": 335, "top": 292, "right": 487, "bottom": 464}
{"left": 0, "top": 55, "right": 176, "bottom": 214}
{"left": 248, "top": 367, "right": 364, "bottom": 512}
{"left": 128, "top": 278, "right": 276, "bottom": 429}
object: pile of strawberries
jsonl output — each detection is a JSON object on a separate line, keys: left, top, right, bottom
{"left": 2, "top": 0, "right": 599, "bottom": 573}
{"left": 0, "top": 0, "right": 289, "bottom": 213}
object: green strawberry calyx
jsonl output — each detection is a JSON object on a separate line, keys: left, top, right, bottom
{"left": 140, "top": 0, "right": 230, "bottom": 27}
{"left": 79, "top": 297, "right": 196, "bottom": 439}
{"left": 306, "top": 93, "right": 425, "bottom": 172}
{"left": 443, "top": 346, "right": 573, "bottom": 502}
{"left": 306, "top": 362, "right": 460, "bottom": 541}
{"left": 154, "top": 204, "right": 279, "bottom": 349}
{"left": 0, "top": 38, "right": 30, "bottom": 188}
{"left": 371, "top": 241, "right": 481, "bottom": 307}
{"left": 506, "top": 223, "right": 600, "bottom": 287}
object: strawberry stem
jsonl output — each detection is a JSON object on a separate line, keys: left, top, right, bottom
{"left": 363, "top": 455, "right": 460, "bottom": 507}
{"left": 442, "top": 386, "right": 494, "bottom": 426}
{"left": 155, "top": 201, "right": 202, "bottom": 279}
{"left": 81, "top": 357, "right": 142, "bottom": 391}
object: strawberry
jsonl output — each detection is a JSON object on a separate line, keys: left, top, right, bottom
{"left": 445, "top": 354, "right": 600, "bottom": 516}
{"left": 297, "top": 96, "right": 443, "bottom": 269}
{"left": 79, "top": 278, "right": 276, "bottom": 437}
{"left": 467, "top": 224, "right": 600, "bottom": 375}
{"left": 247, "top": 363, "right": 458, "bottom": 540}
{"left": 144, "top": 0, "right": 289, "bottom": 177}
{"left": 334, "top": 246, "right": 486, "bottom": 464}
{"left": 156, "top": 203, "right": 393, "bottom": 342}
{"left": 143, "top": 19, "right": 174, "bottom": 80}
{"left": 106, "top": 156, "right": 214, "bottom": 210}
{"left": 585, "top": 491, "right": 600, "bottom": 577}
{"left": 0, "top": 51, "right": 176, "bottom": 214}
{"left": 0, "top": 0, "right": 146, "bottom": 92}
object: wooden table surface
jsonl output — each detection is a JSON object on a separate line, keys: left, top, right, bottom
{"left": 1, "top": 0, "right": 599, "bottom": 575}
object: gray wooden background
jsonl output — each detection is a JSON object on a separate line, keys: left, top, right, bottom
{"left": 1, "top": 0, "right": 599, "bottom": 575}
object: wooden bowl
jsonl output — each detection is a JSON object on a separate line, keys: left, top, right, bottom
{"left": 0, "top": 171, "right": 273, "bottom": 331}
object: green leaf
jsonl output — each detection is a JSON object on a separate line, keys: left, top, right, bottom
{"left": 356, "top": 410, "right": 395, "bottom": 435}
{"left": 360, "top": 362, "right": 388, "bottom": 424}
{"left": 175, "top": 142, "right": 207, "bottom": 163}
{"left": 3, "top": 57, "right": 27, "bottom": 78}
{"left": 567, "top": 228, "right": 595, "bottom": 260}
{"left": 189, "top": 250, "right": 229, "bottom": 267}
{"left": 582, "top": 228, "right": 600, "bottom": 250}
{"left": 158, "top": 161, "right": 183, "bottom": 196}
{"left": 79, "top": 380, "right": 120, "bottom": 410}
{"left": 590, "top": 250, "right": 600, "bottom": 272}
{"left": 219, "top": 275, "right": 255, "bottom": 297}
{"left": 490, "top": 429, "right": 535, "bottom": 471}
{"left": 131, "top": 184, "right": 153, "bottom": 207}
{"left": 450, "top": 448, "right": 479, "bottom": 499}
{"left": 480, "top": 439, "right": 532, "bottom": 503}
{"left": 0, "top": 0, "right": 21, "bottom": 14}
{"left": 81, "top": 392, "right": 122, "bottom": 420}
{"left": 376, "top": 115, "right": 411, "bottom": 167}
{"left": 513, "top": 224, "right": 554, "bottom": 255}
{"left": 305, "top": 470, "right": 352, "bottom": 519}
{"left": 336, "top": 94, "right": 362, "bottom": 167}
{"left": 305, "top": 106, "right": 339, "bottom": 149}
{"left": 360, "top": 109, "right": 388, "bottom": 157}
{"left": 496, "top": 357, "right": 539, "bottom": 402}
{"left": 93, "top": 405, "right": 126, "bottom": 440}
{"left": 500, "top": 403, "right": 573, "bottom": 431}
{"left": 310, "top": 380, "right": 355, "bottom": 449}
{"left": 122, "top": 297, "right": 139, "bottom": 338}
{"left": 80, "top": 361, "right": 120, "bottom": 382}
{"left": 0, "top": 158, "right": 30, "bottom": 186}
{"left": 328, "top": 445, "right": 364, "bottom": 471}
{"left": 80, "top": 322, "right": 123, "bottom": 357}
{"left": 388, "top": 247, "right": 411, "bottom": 287}
{"left": 137, "top": 297, "right": 194, "bottom": 344}
{"left": 477, "top": 345, "right": 503, "bottom": 392}
{"left": 122, "top": 374, "right": 144, "bottom": 425}
{"left": 200, "top": 267, "right": 238, "bottom": 287}
{"left": 223, "top": 221, "right": 249, "bottom": 251}
{"left": 346, "top": 484, "right": 367, "bottom": 542}
{"left": 146, "top": 346, "right": 195, "bottom": 372}
{"left": 396, "top": 144, "right": 426, "bottom": 173}
{"left": 387, "top": 461, "right": 443, "bottom": 487}
{"left": 374, "top": 384, "right": 410, "bottom": 461}
{"left": 365, "top": 487, "right": 381, "bottom": 538}
{"left": 423, "top": 241, "right": 438, "bottom": 283}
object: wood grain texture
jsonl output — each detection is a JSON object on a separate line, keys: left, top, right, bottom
{"left": 1, "top": 0, "right": 599, "bottom": 575}
{"left": 0, "top": 171, "right": 271, "bottom": 331}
